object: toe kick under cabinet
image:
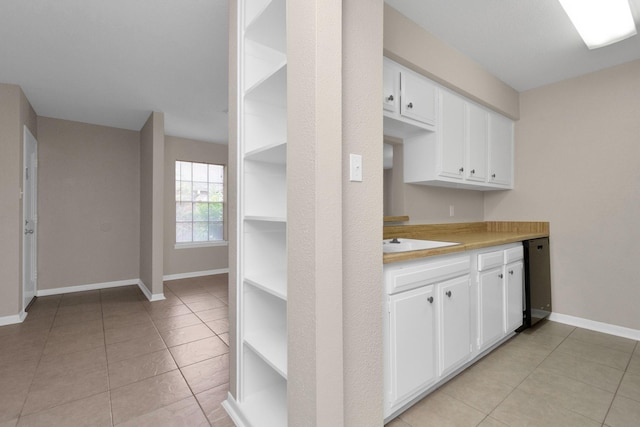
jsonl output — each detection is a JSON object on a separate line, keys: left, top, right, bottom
{"left": 383, "top": 243, "right": 524, "bottom": 421}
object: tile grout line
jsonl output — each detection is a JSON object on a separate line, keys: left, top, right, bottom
{"left": 153, "top": 282, "right": 217, "bottom": 425}
{"left": 100, "top": 288, "right": 116, "bottom": 427}
{"left": 477, "top": 323, "right": 578, "bottom": 426}
{"left": 170, "top": 280, "right": 229, "bottom": 426}
{"left": 600, "top": 340, "right": 640, "bottom": 425}
{"left": 15, "top": 295, "right": 61, "bottom": 422}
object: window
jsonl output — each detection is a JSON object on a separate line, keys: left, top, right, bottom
{"left": 175, "top": 160, "right": 225, "bottom": 244}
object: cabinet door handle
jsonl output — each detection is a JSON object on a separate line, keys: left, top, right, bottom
{"left": 445, "top": 291, "right": 452, "bottom": 298}
{"left": 459, "top": 167, "right": 464, "bottom": 173}
{"left": 498, "top": 273, "right": 504, "bottom": 279}
{"left": 509, "top": 270, "right": 514, "bottom": 275}
{"left": 470, "top": 169, "right": 475, "bottom": 174}
{"left": 386, "top": 94, "right": 394, "bottom": 102}
{"left": 492, "top": 173, "right": 496, "bottom": 179}
{"left": 407, "top": 102, "right": 413, "bottom": 109}
{"left": 427, "top": 296, "right": 434, "bottom": 304}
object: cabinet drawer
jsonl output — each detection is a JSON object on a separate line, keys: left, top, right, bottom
{"left": 385, "top": 255, "right": 470, "bottom": 294}
{"left": 504, "top": 245, "right": 523, "bottom": 264}
{"left": 477, "top": 250, "right": 503, "bottom": 271}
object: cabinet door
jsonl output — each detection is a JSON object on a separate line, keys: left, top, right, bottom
{"left": 488, "top": 113, "right": 513, "bottom": 187}
{"left": 383, "top": 61, "right": 398, "bottom": 114}
{"left": 505, "top": 261, "right": 524, "bottom": 332}
{"left": 439, "top": 275, "right": 470, "bottom": 377}
{"left": 438, "top": 89, "right": 466, "bottom": 179}
{"left": 466, "top": 103, "right": 488, "bottom": 182}
{"left": 478, "top": 267, "right": 505, "bottom": 351}
{"left": 389, "top": 286, "right": 438, "bottom": 405}
{"left": 400, "top": 71, "right": 436, "bottom": 125}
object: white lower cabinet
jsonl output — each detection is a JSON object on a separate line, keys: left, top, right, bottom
{"left": 505, "top": 261, "right": 524, "bottom": 332}
{"left": 384, "top": 243, "right": 524, "bottom": 421}
{"left": 388, "top": 285, "right": 437, "bottom": 405}
{"left": 439, "top": 275, "right": 471, "bottom": 377}
{"left": 478, "top": 267, "right": 505, "bottom": 351}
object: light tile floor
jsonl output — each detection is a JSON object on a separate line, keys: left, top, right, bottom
{"left": 386, "top": 320, "right": 640, "bottom": 427}
{"left": 0, "top": 274, "right": 233, "bottom": 427}
{"left": 3, "top": 276, "right": 639, "bottom": 427}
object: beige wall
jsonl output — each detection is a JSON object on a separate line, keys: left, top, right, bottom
{"left": 163, "top": 135, "right": 228, "bottom": 276}
{"left": 287, "top": 0, "right": 345, "bottom": 423}
{"left": 383, "top": 4, "right": 519, "bottom": 120}
{"left": 341, "top": 0, "right": 384, "bottom": 424}
{"left": 287, "top": 0, "right": 384, "bottom": 425}
{"left": 37, "top": 117, "right": 140, "bottom": 291}
{"left": 0, "top": 84, "right": 36, "bottom": 318}
{"left": 139, "top": 112, "right": 165, "bottom": 297}
{"left": 485, "top": 59, "right": 640, "bottom": 330}
{"left": 384, "top": 143, "right": 485, "bottom": 223}
{"left": 382, "top": 5, "right": 511, "bottom": 224}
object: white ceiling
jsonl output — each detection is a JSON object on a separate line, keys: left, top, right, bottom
{"left": 1, "top": 1, "right": 639, "bottom": 142}
{"left": 0, "top": 0, "right": 229, "bottom": 143}
{"left": 385, "top": 0, "right": 640, "bottom": 92}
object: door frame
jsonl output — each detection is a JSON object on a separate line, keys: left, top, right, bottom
{"left": 22, "top": 125, "right": 38, "bottom": 313}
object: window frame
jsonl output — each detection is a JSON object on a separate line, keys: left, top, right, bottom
{"left": 174, "top": 160, "right": 227, "bottom": 248}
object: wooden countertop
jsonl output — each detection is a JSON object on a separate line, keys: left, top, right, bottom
{"left": 383, "top": 221, "right": 549, "bottom": 264}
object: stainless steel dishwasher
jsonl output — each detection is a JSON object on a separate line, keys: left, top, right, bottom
{"left": 520, "top": 237, "right": 552, "bottom": 330}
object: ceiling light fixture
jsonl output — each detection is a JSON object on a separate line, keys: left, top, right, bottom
{"left": 558, "top": 0, "right": 637, "bottom": 49}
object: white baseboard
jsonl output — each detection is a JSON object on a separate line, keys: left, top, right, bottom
{"left": 36, "top": 278, "right": 140, "bottom": 297}
{"left": 163, "top": 268, "right": 229, "bottom": 282}
{"left": 0, "top": 311, "right": 27, "bottom": 327}
{"left": 35, "top": 278, "right": 165, "bottom": 303}
{"left": 222, "top": 393, "right": 249, "bottom": 427}
{"left": 137, "top": 280, "right": 165, "bottom": 302}
{"left": 549, "top": 312, "right": 640, "bottom": 341}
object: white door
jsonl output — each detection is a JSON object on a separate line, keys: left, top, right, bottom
{"left": 23, "top": 126, "right": 38, "bottom": 311}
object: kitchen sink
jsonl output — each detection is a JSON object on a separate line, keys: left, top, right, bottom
{"left": 383, "top": 238, "right": 460, "bottom": 253}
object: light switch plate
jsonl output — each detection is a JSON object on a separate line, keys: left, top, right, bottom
{"left": 350, "top": 154, "right": 363, "bottom": 182}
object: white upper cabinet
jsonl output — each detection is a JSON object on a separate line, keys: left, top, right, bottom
{"left": 438, "top": 88, "right": 466, "bottom": 180}
{"left": 488, "top": 113, "right": 514, "bottom": 188}
{"left": 400, "top": 70, "right": 436, "bottom": 126}
{"left": 466, "top": 103, "right": 488, "bottom": 182}
{"left": 383, "top": 58, "right": 436, "bottom": 139}
{"left": 383, "top": 58, "right": 514, "bottom": 191}
{"left": 383, "top": 60, "right": 399, "bottom": 114}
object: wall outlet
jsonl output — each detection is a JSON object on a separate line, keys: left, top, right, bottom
{"left": 449, "top": 205, "right": 455, "bottom": 217}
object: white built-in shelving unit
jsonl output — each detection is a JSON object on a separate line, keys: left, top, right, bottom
{"left": 234, "top": 0, "right": 288, "bottom": 425}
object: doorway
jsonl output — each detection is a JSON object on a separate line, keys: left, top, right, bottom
{"left": 23, "top": 125, "right": 38, "bottom": 312}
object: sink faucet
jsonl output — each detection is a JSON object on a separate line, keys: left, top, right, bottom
{"left": 390, "top": 238, "right": 400, "bottom": 244}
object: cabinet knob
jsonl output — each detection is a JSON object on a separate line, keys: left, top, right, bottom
{"left": 386, "top": 94, "right": 394, "bottom": 102}
{"left": 499, "top": 273, "right": 504, "bottom": 279}
{"left": 492, "top": 173, "right": 496, "bottom": 179}
{"left": 427, "top": 296, "right": 434, "bottom": 304}
{"left": 509, "top": 270, "right": 514, "bottom": 275}
{"left": 470, "top": 169, "right": 475, "bottom": 174}
{"left": 446, "top": 290, "right": 452, "bottom": 298}
{"left": 459, "top": 167, "right": 464, "bottom": 173}
{"left": 407, "top": 102, "right": 413, "bottom": 109}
